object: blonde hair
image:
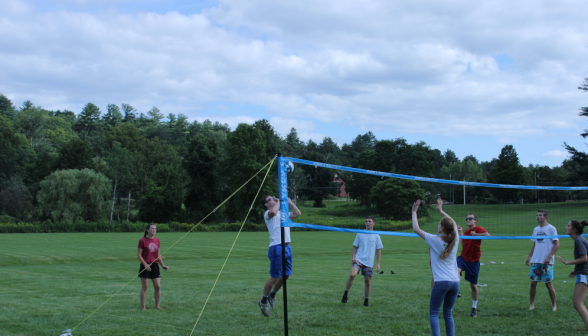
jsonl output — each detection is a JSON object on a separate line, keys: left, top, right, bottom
{"left": 439, "top": 217, "right": 457, "bottom": 260}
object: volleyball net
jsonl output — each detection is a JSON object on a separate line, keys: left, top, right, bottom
{"left": 277, "top": 156, "right": 588, "bottom": 239}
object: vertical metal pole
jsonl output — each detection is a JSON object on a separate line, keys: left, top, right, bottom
{"left": 277, "top": 154, "right": 289, "bottom": 336}
{"left": 463, "top": 185, "right": 465, "bottom": 205}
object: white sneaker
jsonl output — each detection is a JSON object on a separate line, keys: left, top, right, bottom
{"left": 268, "top": 295, "right": 276, "bottom": 310}
{"left": 258, "top": 300, "right": 270, "bottom": 317}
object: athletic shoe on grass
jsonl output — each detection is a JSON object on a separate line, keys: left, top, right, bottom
{"left": 341, "top": 296, "right": 348, "bottom": 303}
{"left": 268, "top": 295, "right": 275, "bottom": 310}
{"left": 258, "top": 300, "right": 270, "bottom": 317}
{"left": 470, "top": 308, "right": 477, "bottom": 317}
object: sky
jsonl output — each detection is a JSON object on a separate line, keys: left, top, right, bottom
{"left": 1, "top": 0, "right": 587, "bottom": 167}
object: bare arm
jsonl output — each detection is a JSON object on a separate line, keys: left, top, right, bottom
{"left": 158, "top": 248, "right": 169, "bottom": 270}
{"left": 267, "top": 197, "right": 280, "bottom": 219}
{"left": 352, "top": 246, "right": 358, "bottom": 263}
{"left": 526, "top": 242, "right": 535, "bottom": 266}
{"left": 288, "top": 198, "right": 301, "bottom": 219}
{"left": 544, "top": 240, "right": 560, "bottom": 264}
{"left": 137, "top": 248, "right": 151, "bottom": 271}
{"left": 435, "top": 198, "right": 450, "bottom": 218}
{"left": 376, "top": 249, "right": 381, "bottom": 273}
{"left": 411, "top": 200, "right": 426, "bottom": 240}
{"left": 557, "top": 254, "right": 588, "bottom": 266}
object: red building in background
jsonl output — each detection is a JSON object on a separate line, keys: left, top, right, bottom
{"left": 333, "top": 173, "right": 348, "bottom": 197}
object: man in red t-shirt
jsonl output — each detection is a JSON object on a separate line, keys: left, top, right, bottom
{"left": 457, "top": 213, "right": 490, "bottom": 317}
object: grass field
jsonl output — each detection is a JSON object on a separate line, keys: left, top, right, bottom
{"left": 2, "top": 230, "right": 588, "bottom": 335}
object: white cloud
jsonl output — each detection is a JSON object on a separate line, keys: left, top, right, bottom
{"left": 0, "top": 0, "right": 587, "bottom": 157}
{"left": 542, "top": 150, "right": 569, "bottom": 159}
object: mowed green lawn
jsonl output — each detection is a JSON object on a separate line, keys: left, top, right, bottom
{"left": 1, "top": 231, "right": 587, "bottom": 336}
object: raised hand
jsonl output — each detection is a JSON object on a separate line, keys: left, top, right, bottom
{"left": 412, "top": 200, "right": 421, "bottom": 212}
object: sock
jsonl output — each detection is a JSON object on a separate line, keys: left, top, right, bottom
{"left": 270, "top": 290, "right": 277, "bottom": 298}
{"left": 343, "top": 291, "right": 349, "bottom": 298}
{"left": 261, "top": 295, "right": 268, "bottom": 304}
{"left": 472, "top": 300, "right": 478, "bottom": 308}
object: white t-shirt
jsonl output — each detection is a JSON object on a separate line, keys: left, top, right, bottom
{"left": 264, "top": 210, "right": 291, "bottom": 246}
{"left": 353, "top": 233, "right": 384, "bottom": 268}
{"left": 425, "top": 232, "right": 459, "bottom": 282}
{"left": 530, "top": 224, "right": 558, "bottom": 265}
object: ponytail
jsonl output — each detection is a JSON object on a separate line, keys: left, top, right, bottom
{"left": 570, "top": 220, "right": 588, "bottom": 235}
{"left": 439, "top": 217, "right": 457, "bottom": 260}
{"left": 144, "top": 223, "right": 156, "bottom": 237}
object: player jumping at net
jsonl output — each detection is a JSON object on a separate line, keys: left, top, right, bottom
{"left": 556, "top": 220, "right": 588, "bottom": 330}
{"left": 258, "top": 195, "right": 301, "bottom": 317}
{"left": 525, "top": 209, "right": 559, "bottom": 311}
{"left": 341, "top": 216, "right": 383, "bottom": 307}
{"left": 456, "top": 213, "right": 490, "bottom": 317}
{"left": 413, "top": 198, "right": 459, "bottom": 336}
{"left": 137, "top": 223, "right": 169, "bottom": 310}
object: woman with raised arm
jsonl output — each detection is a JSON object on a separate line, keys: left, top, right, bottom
{"left": 412, "top": 198, "right": 459, "bottom": 336}
{"left": 556, "top": 220, "right": 588, "bottom": 330}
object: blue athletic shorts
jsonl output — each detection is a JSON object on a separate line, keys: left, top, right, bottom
{"left": 456, "top": 256, "right": 480, "bottom": 284}
{"left": 530, "top": 263, "right": 553, "bottom": 283}
{"left": 576, "top": 274, "right": 588, "bottom": 286}
{"left": 268, "top": 244, "right": 292, "bottom": 279}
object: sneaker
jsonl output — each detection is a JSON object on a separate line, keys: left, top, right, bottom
{"left": 457, "top": 292, "right": 462, "bottom": 298}
{"left": 341, "top": 296, "right": 348, "bottom": 303}
{"left": 268, "top": 295, "right": 275, "bottom": 310}
{"left": 470, "top": 307, "right": 477, "bottom": 317}
{"left": 258, "top": 300, "right": 270, "bottom": 317}
{"left": 363, "top": 301, "right": 369, "bottom": 307}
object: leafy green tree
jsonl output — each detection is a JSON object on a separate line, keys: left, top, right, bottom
{"left": 298, "top": 140, "right": 339, "bottom": 208}
{"left": 444, "top": 149, "right": 460, "bottom": 165}
{"left": 0, "top": 116, "right": 35, "bottom": 189}
{"left": 54, "top": 139, "right": 94, "bottom": 170}
{"left": 565, "top": 77, "right": 588, "bottom": 186}
{"left": 104, "top": 142, "right": 133, "bottom": 224}
{"left": 75, "top": 103, "right": 101, "bottom": 134}
{"left": 107, "top": 123, "right": 145, "bottom": 152}
{"left": 0, "top": 178, "right": 34, "bottom": 220}
{"left": 15, "top": 106, "right": 49, "bottom": 148}
{"left": 344, "top": 150, "right": 380, "bottom": 208}
{"left": 137, "top": 137, "right": 181, "bottom": 194}
{"left": 0, "top": 93, "right": 16, "bottom": 119}
{"left": 184, "top": 134, "right": 222, "bottom": 220}
{"left": 37, "top": 168, "right": 111, "bottom": 222}
{"left": 137, "top": 163, "right": 184, "bottom": 223}
{"left": 147, "top": 106, "right": 164, "bottom": 124}
{"left": 281, "top": 128, "right": 304, "bottom": 158}
{"left": 122, "top": 103, "right": 137, "bottom": 123}
{"left": 441, "top": 160, "right": 485, "bottom": 204}
{"left": 490, "top": 145, "right": 526, "bottom": 203}
{"left": 342, "top": 132, "right": 376, "bottom": 162}
{"left": 53, "top": 110, "right": 77, "bottom": 126}
{"left": 224, "top": 120, "right": 279, "bottom": 222}
{"left": 102, "top": 104, "right": 123, "bottom": 126}
{"left": 370, "top": 178, "right": 426, "bottom": 220}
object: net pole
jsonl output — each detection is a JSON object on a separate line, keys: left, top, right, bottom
{"left": 278, "top": 153, "right": 289, "bottom": 336}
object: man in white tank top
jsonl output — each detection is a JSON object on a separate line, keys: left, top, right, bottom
{"left": 257, "top": 195, "right": 301, "bottom": 317}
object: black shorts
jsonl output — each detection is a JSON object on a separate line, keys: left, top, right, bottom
{"left": 139, "top": 263, "right": 161, "bottom": 279}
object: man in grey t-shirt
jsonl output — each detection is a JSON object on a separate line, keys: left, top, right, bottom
{"left": 341, "top": 216, "right": 383, "bottom": 307}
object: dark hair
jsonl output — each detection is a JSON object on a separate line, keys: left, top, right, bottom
{"left": 537, "top": 209, "right": 548, "bottom": 218}
{"left": 570, "top": 220, "right": 588, "bottom": 235}
{"left": 467, "top": 213, "right": 478, "bottom": 221}
{"left": 144, "top": 223, "right": 156, "bottom": 237}
{"left": 439, "top": 217, "right": 457, "bottom": 260}
{"left": 262, "top": 195, "right": 272, "bottom": 206}
{"left": 365, "top": 216, "right": 375, "bottom": 223}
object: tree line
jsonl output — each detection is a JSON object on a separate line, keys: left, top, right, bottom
{"left": 0, "top": 79, "right": 587, "bottom": 224}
